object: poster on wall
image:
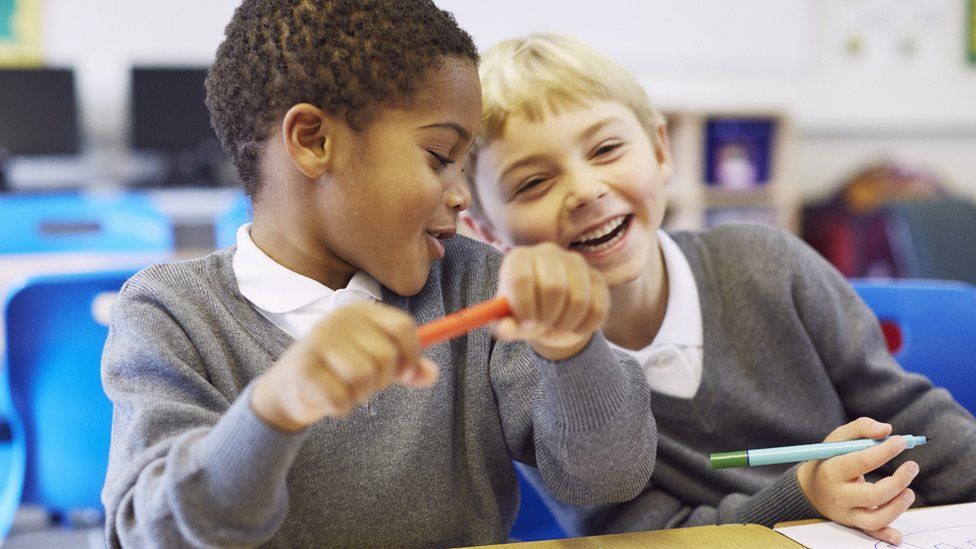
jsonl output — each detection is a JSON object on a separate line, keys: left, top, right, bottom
{"left": 969, "top": 0, "right": 976, "bottom": 66}
{"left": 0, "top": 0, "right": 42, "bottom": 67}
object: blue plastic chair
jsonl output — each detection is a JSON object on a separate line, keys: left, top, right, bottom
{"left": 214, "top": 192, "right": 251, "bottom": 249}
{"left": 0, "top": 192, "right": 173, "bottom": 254}
{"left": 1, "top": 269, "right": 137, "bottom": 531}
{"left": 852, "top": 279, "right": 976, "bottom": 414}
{"left": 0, "top": 370, "right": 26, "bottom": 539}
{"left": 510, "top": 463, "right": 567, "bottom": 541}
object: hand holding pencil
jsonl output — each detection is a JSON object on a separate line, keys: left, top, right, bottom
{"left": 252, "top": 301, "right": 440, "bottom": 431}
{"left": 253, "top": 243, "right": 608, "bottom": 431}
{"left": 420, "top": 243, "right": 609, "bottom": 361}
{"left": 491, "top": 243, "right": 609, "bottom": 361}
{"left": 795, "top": 417, "right": 920, "bottom": 546}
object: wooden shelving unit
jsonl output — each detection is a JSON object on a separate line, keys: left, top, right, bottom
{"left": 662, "top": 110, "right": 798, "bottom": 234}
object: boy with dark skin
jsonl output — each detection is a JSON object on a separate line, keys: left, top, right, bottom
{"left": 101, "top": 5, "right": 655, "bottom": 547}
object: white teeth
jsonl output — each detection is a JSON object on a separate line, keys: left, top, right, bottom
{"left": 574, "top": 226, "right": 626, "bottom": 253}
{"left": 573, "top": 216, "right": 627, "bottom": 245}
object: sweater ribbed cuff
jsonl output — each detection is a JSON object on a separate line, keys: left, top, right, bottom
{"left": 197, "top": 383, "right": 309, "bottom": 499}
{"left": 737, "top": 464, "right": 820, "bottom": 527}
{"left": 536, "top": 331, "right": 643, "bottom": 433}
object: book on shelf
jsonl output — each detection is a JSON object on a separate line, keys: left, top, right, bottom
{"left": 704, "top": 117, "right": 776, "bottom": 191}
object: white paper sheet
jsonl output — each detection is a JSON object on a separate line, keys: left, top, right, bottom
{"left": 774, "top": 502, "right": 976, "bottom": 549}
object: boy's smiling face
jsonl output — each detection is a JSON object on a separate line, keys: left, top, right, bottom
{"left": 308, "top": 58, "right": 481, "bottom": 295}
{"left": 473, "top": 101, "right": 672, "bottom": 288}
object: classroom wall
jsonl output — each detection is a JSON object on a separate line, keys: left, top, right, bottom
{"left": 29, "top": 0, "right": 976, "bottom": 202}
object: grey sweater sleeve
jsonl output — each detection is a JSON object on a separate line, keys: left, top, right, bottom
{"left": 520, "top": 463, "right": 814, "bottom": 535}
{"left": 783, "top": 231, "right": 976, "bottom": 505}
{"left": 101, "top": 282, "right": 307, "bottom": 548}
{"left": 674, "top": 230, "right": 976, "bottom": 524}
{"left": 672, "top": 231, "right": 976, "bottom": 525}
{"left": 673, "top": 230, "right": 976, "bottom": 527}
{"left": 490, "top": 332, "right": 657, "bottom": 506}
{"left": 680, "top": 466, "right": 815, "bottom": 527}
{"left": 518, "top": 226, "right": 976, "bottom": 536}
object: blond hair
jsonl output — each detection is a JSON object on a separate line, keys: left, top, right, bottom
{"left": 466, "top": 33, "right": 665, "bottom": 221}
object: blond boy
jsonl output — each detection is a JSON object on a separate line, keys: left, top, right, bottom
{"left": 464, "top": 34, "right": 976, "bottom": 545}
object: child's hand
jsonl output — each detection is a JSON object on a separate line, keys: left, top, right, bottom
{"left": 250, "top": 302, "right": 439, "bottom": 432}
{"left": 797, "top": 417, "right": 919, "bottom": 546}
{"left": 493, "top": 243, "right": 609, "bottom": 361}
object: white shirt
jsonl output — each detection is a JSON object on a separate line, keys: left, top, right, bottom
{"left": 610, "top": 231, "right": 703, "bottom": 399}
{"left": 231, "top": 224, "right": 382, "bottom": 339}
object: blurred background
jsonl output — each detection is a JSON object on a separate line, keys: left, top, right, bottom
{"left": 1, "top": 0, "right": 974, "bottom": 272}
{"left": 0, "top": 0, "right": 974, "bottom": 546}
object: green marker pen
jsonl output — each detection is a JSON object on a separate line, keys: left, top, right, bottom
{"left": 710, "top": 435, "right": 928, "bottom": 469}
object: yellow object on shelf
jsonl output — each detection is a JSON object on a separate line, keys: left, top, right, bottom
{"left": 0, "top": 0, "right": 42, "bottom": 67}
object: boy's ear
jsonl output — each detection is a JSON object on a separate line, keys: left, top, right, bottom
{"left": 460, "top": 212, "right": 511, "bottom": 253}
{"left": 653, "top": 125, "right": 674, "bottom": 183}
{"left": 281, "top": 103, "right": 334, "bottom": 179}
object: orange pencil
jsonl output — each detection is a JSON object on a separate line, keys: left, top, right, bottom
{"left": 418, "top": 296, "right": 511, "bottom": 348}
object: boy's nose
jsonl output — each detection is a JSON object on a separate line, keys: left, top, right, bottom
{"left": 565, "top": 174, "right": 609, "bottom": 211}
{"left": 446, "top": 173, "right": 472, "bottom": 212}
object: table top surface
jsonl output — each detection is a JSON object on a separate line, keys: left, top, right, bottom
{"left": 477, "top": 524, "right": 803, "bottom": 548}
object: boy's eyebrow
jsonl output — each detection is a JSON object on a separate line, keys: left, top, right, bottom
{"left": 419, "top": 122, "right": 471, "bottom": 143}
{"left": 499, "top": 117, "right": 625, "bottom": 181}
{"left": 500, "top": 154, "right": 548, "bottom": 181}
{"left": 579, "top": 117, "right": 623, "bottom": 142}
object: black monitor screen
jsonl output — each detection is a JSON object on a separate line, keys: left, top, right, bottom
{"left": 0, "top": 68, "right": 79, "bottom": 155}
{"left": 131, "top": 67, "right": 217, "bottom": 152}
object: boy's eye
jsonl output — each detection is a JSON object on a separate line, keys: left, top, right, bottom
{"left": 514, "top": 177, "right": 547, "bottom": 197}
{"left": 592, "top": 141, "right": 624, "bottom": 159}
{"left": 427, "top": 150, "right": 455, "bottom": 171}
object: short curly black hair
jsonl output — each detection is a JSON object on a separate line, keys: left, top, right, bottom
{"left": 205, "top": 0, "right": 478, "bottom": 198}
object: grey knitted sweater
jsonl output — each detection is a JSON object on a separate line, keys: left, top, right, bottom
{"left": 520, "top": 223, "right": 976, "bottom": 535}
{"left": 100, "top": 236, "right": 655, "bottom": 548}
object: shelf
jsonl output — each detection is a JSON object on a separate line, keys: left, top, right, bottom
{"left": 703, "top": 186, "right": 775, "bottom": 206}
{"left": 662, "top": 110, "right": 797, "bottom": 233}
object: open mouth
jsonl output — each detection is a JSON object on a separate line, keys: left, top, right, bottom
{"left": 570, "top": 215, "right": 631, "bottom": 253}
{"left": 426, "top": 229, "right": 456, "bottom": 241}
{"left": 425, "top": 228, "right": 456, "bottom": 260}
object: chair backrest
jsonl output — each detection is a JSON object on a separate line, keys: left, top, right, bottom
{"left": 0, "top": 368, "right": 26, "bottom": 539}
{"left": 3, "top": 269, "right": 136, "bottom": 519}
{"left": 851, "top": 279, "right": 976, "bottom": 414}
{"left": 214, "top": 192, "right": 251, "bottom": 249}
{"left": 883, "top": 198, "right": 976, "bottom": 284}
{"left": 510, "top": 462, "right": 567, "bottom": 541}
{"left": 0, "top": 192, "right": 173, "bottom": 254}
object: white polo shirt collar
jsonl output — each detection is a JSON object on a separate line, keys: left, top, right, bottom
{"left": 610, "top": 230, "right": 704, "bottom": 398}
{"left": 232, "top": 224, "right": 382, "bottom": 338}
{"left": 653, "top": 230, "right": 703, "bottom": 349}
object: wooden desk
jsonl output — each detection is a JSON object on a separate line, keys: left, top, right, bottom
{"left": 476, "top": 524, "right": 803, "bottom": 548}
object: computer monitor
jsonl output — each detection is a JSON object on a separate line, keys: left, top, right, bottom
{"left": 130, "top": 66, "right": 228, "bottom": 187}
{"left": 0, "top": 68, "right": 80, "bottom": 191}
{"left": 130, "top": 66, "right": 216, "bottom": 153}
